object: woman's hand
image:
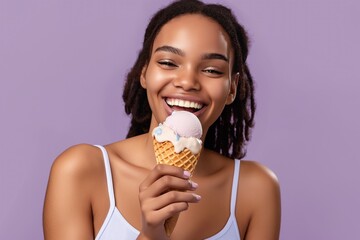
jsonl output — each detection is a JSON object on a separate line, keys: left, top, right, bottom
{"left": 137, "top": 164, "right": 201, "bottom": 240}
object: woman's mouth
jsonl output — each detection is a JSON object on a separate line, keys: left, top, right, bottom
{"left": 165, "top": 98, "right": 204, "bottom": 113}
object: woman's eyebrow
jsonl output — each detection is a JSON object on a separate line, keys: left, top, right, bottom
{"left": 154, "top": 45, "right": 228, "bottom": 62}
{"left": 202, "top": 53, "right": 228, "bottom": 62}
{"left": 154, "top": 45, "right": 184, "bottom": 56}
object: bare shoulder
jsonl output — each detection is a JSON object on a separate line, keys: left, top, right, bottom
{"left": 50, "top": 144, "right": 103, "bottom": 179}
{"left": 237, "top": 161, "right": 281, "bottom": 239}
{"left": 43, "top": 144, "right": 105, "bottom": 239}
{"left": 240, "top": 160, "right": 280, "bottom": 191}
{"left": 238, "top": 160, "right": 280, "bottom": 208}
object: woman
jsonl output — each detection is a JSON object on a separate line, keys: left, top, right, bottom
{"left": 43, "top": 0, "right": 281, "bottom": 239}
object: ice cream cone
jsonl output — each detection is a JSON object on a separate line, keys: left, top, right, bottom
{"left": 153, "top": 139, "right": 200, "bottom": 236}
{"left": 151, "top": 111, "right": 203, "bottom": 236}
{"left": 153, "top": 140, "right": 200, "bottom": 175}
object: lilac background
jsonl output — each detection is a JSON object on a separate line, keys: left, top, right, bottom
{"left": 0, "top": 0, "right": 359, "bottom": 239}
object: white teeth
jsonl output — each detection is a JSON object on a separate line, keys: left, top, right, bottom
{"left": 166, "top": 98, "right": 203, "bottom": 109}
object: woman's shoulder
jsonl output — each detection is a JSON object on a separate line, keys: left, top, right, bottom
{"left": 236, "top": 160, "right": 281, "bottom": 235}
{"left": 239, "top": 160, "right": 279, "bottom": 188}
{"left": 49, "top": 144, "right": 105, "bottom": 182}
{"left": 238, "top": 160, "right": 280, "bottom": 204}
{"left": 44, "top": 144, "right": 107, "bottom": 238}
{"left": 237, "top": 161, "right": 281, "bottom": 237}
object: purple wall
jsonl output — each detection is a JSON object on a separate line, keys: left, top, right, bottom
{"left": 1, "top": 0, "right": 359, "bottom": 239}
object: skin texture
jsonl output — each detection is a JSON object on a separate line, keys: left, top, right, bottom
{"left": 43, "top": 14, "right": 281, "bottom": 240}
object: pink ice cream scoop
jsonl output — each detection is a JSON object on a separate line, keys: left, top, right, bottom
{"left": 163, "top": 111, "right": 202, "bottom": 139}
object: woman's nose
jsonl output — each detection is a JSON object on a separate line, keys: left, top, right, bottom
{"left": 172, "top": 67, "right": 200, "bottom": 91}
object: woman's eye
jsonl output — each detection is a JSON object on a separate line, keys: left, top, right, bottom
{"left": 203, "top": 68, "right": 223, "bottom": 75}
{"left": 158, "top": 60, "right": 177, "bottom": 68}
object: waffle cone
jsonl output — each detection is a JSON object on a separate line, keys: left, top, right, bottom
{"left": 153, "top": 139, "right": 200, "bottom": 236}
{"left": 153, "top": 139, "right": 200, "bottom": 175}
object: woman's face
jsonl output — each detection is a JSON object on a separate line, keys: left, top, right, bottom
{"left": 141, "top": 14, "right": 238, "bottom": 136}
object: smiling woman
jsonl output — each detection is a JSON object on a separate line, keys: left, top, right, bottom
{"left": 43, "top": 0, "right": 281, "bottom": 240}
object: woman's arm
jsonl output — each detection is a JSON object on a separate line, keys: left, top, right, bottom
{"left": 238, "top": 161, "right": 281, "bottom": 240}
{"left": 43, "top": 145, "right": 98, "bottom": 240}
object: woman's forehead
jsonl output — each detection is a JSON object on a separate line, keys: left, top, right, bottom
{"left": 152, "top": 14, "right": 232, "bottom": 58}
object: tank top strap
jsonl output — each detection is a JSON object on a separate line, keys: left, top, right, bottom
{"left": 94, "top": 145, "right": 116, "bottom": 208}
{"left": 230, "top": 160, "right": 241, "bottom": 214}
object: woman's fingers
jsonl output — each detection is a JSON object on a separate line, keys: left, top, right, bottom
{"left": 160, "top": 201, "right": 190, "bottom": 218}
{"left": 142, "top": 191, "right": 201, "bottom": 213}
{"left": 140, "top": 175, "right": 198, "bottom": 200}
{"left": 139, "top": 164, "right": 189, "bottom": 189}
{"left": 141, "top": 201, "right": 194, "bottom": 229}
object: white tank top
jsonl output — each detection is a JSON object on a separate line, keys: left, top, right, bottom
{"left": 94, "top": 145, "right": 241, "bottom": 240}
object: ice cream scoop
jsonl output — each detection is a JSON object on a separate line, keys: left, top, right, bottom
{"left": 163, "top": 110, "right": 202, "bottom": 139}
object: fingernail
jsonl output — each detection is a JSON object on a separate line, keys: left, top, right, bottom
{"left": 190, "top": 181, "right": 198, "bottom": 189}
{"left": 183, "top": 171, "right": 191, "bottom": 178}
{"left": 193, "top": 194, "right": 201, "bottom": 201}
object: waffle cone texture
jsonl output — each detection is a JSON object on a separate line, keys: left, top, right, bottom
{"left": 153, "top": 139, "right": 200, "bottom": 175}
{"left": 152, "top": 139, "right": 201, "bottom": 236}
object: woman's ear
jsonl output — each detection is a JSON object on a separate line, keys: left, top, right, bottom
{"left": 140, "top": 65, "right": 148, "bottom": 89}
{"left": 226, "top": 72, "right": 239, "bottom": 105}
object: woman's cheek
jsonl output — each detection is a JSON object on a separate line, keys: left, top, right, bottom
{"left": 144, "top": 68, "right": 169, "bottom": 90}
{"left": 207, "top": 79, "right": 231, "bottom": 102}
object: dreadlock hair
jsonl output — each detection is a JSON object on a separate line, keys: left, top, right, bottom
{"left": 123, "top": 0, "right": 256, "bottom": 159}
